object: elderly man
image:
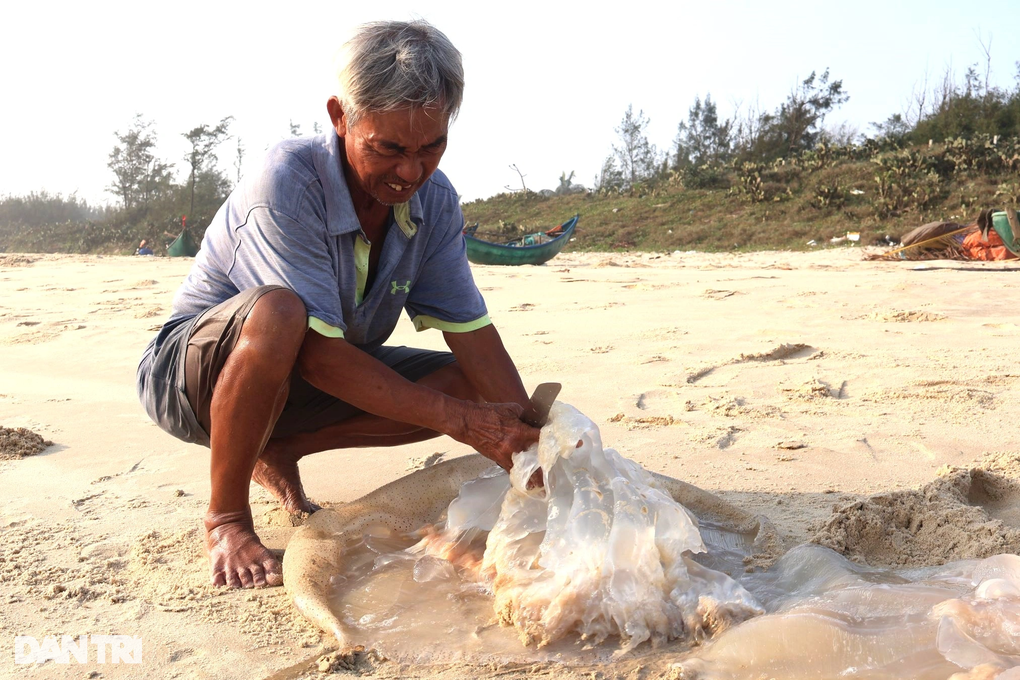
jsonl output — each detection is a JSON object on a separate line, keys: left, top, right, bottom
{"left": 137, "top": 20, "right": 538, "bottom": 589}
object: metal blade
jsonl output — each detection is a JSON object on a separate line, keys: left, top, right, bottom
{"left": 521, "top": 383, "right": 561, "bottom": 428}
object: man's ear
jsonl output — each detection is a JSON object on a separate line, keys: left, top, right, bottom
{"left": 326, "top": 96, "right": 348, "bottom": 137}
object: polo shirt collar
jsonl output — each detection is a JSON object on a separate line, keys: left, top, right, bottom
{"left": 313, "top": 131, "right": 425, "bottom": 239}
{"left": 313, "top": 131, "right": 363, "bottom": 237}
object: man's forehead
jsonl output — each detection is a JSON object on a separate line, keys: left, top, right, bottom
{"left": 355, "top": 106, "right": 448, "bottom": 141}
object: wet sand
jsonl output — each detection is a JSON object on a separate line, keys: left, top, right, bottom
{"left": 2, "top": 248, "right": 1020, "bottom": 678}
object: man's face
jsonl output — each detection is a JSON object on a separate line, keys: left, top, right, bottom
{"left": 334, "top": 103, "right": 449, "bottom": 207}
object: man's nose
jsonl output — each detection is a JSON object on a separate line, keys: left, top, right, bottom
{"left": 395, "top": 156, "right": 423, "bottom": 184}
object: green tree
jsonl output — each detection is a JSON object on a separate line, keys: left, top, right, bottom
{"left": 672, "top": 94, "right": 732, "bottom": 168}
{"left": 594, "top": 156, "right": 624, "bottom": 193}
{"left": 612, "top": 105, "right": 660, "bottom": 187}
{"left": 737, "top": 69, "right": 848, "bottom": 160}
{"left": 909, "top": 62, "right": 1020, "bottom": 142}
{"left": 182, "top": 117, "right": 233, "bottom": 219}
{"left": 107, "top": 115, "right": 173, "bottom": 210}
{"left": 871, "top": 113, "right": 911, "bottom": 141}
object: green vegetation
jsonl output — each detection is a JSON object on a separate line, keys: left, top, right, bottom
{"left": 0, "top": 114, "right": 238, "bottom": 255}
{"left": 3, "top": 58, "right": 1020, "bottom": 255}
{"left": 464, "top": 61, "right": 1020, "bottom": 252}
{"left": 464, "top": 135, "right": 1019, "bottom": 251}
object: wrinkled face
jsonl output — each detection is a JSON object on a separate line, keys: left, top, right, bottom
{"left": 333, "top": 102, "right": 449, "bottom": 207}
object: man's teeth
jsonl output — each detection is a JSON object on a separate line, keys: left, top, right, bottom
{"left": 387, "top": 183, "right": 405, "bottom": 191}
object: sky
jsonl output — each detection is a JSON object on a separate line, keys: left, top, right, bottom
{"left": 3, "top": 0, "right": 1020, "bottom": 208}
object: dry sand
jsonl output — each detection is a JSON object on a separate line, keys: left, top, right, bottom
{"left": 2, "top": 248, "right": 1020, "bottom": 678}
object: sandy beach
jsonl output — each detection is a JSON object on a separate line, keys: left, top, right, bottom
{"left": 2, "top": 248, "right": 1020, "bottom": 679}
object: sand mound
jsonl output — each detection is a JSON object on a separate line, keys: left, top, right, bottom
{"left": 0, "top": 427, "right": 52, "bottom": 460}
{"left": 811, "top": 453, "right": 1020, "bottom": 567}
{"left": 0, "top": 254, "right": 38, "bottom": 267}
{"left": 738, "top": 343, "right": 811, "bottom": 362}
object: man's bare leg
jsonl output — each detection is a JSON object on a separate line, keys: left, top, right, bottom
{"left": 252, "top": 362, "right": 480, "bottom": 514}
{"left": 205, "top": 289, "right": 307, "bottom": 589}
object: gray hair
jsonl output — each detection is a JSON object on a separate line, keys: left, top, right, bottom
{"left": 337, "top": 20, "right": 464, "bottom": 127}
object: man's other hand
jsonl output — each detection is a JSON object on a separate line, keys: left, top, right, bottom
{"left": 453, "top": 402, "right": 539, "bottom": 471}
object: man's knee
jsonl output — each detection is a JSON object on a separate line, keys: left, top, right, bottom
{"left": 228, "top": 288, "right": 308, "bottom": 376}
{"left": 424, "top": 361, "right": 481, "bottom": 402}
{"left": 247, "top": 287, "right": 307, "bottom": 340}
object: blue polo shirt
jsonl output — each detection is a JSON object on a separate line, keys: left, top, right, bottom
{"left": 166, "top": 131, "right": 490, "bottom": 350}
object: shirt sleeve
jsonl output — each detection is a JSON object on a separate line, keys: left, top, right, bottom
{"left": 404, "top": 199, "right": 490, "bottom": 333}
{"left": 228, "top": 206, "right": 346, "bottom": 335}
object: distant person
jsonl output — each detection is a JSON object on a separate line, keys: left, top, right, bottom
{"left": 135, "top": 240, "right": 154, "bottom": 256}
{"left": 136, "top": 20, "right": 538, "bottom": 589}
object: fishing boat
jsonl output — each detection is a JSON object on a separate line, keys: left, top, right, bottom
{"left": 167, "top": 228, "right": 199, "bottom": 257}
{"left": 463, "top": 214, "right": 578, "bottom": 266}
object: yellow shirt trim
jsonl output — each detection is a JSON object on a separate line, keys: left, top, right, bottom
{"left": 354, "top": 234, "right": 370, "bottom": 306}
{"left": 412, "top": 314, "right": 491, "bottom": 333}
{"left": 393, "top": 203, "right": 417, "bottom": 238}
{"left": 307, "top": 316, "right": 345, "bottom": 338}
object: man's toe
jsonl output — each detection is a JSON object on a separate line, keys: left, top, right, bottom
{"left": 250, "top": 564, "right": 267, "bottom": 588}
{"left": 225, "top": 569, "right": 243, "bottom": 589}
{"left": 237, "top": 567, "right": 255, "bottom": 589}
{"left": 264, "top": 559, "right": 283, "bottom": 587}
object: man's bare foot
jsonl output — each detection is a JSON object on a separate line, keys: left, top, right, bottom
{"left": 205, "top": 511, "right": 283, "bottom": 588}
{"left": 251, "top": 446, "right": 320, "bottom": 515}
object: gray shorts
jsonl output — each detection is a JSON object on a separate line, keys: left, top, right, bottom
{"left": 136, "top": 285, "right": 456, "bottom": 447}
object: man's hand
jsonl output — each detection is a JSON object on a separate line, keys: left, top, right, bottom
{"left": 451, "top": 401, "right": 539, "bottom": 471}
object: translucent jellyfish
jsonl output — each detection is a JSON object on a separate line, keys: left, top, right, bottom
{"left": 415, "top": 402, "right": 763, "bottom": 653}
{"left": 673, "top": 550, "right": 1020, "bottom": 679}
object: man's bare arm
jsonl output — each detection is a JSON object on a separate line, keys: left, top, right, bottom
{"left": 442, "top": 324, "right": 530, "bottom": 409}
{"left": 296, "top": 330, "right": 535, "bottom": 469}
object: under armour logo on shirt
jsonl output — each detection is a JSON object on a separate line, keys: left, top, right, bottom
{"left": 391, "top": 280, "right": 411, "bottom": 294}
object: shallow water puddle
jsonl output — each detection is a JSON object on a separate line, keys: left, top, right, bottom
{"left": 328, "top": 518, "right": 754, "bottom": 664}
{"left": 326, "top": 405, "right": 1020, "bottom": 677}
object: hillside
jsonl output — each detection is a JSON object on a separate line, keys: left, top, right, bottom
{"left": 1, "top": 137, "right": 1018, "bottom": 256}
{"left": 461, "top": 136, "right": 1020, "bottom": 253}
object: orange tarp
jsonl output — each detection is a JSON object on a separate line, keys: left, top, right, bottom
{"left": 961, "top": 229, "right": 1018, "bottom": 261}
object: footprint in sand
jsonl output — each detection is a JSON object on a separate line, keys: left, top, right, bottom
{"left": 134, "top": 308, "right": 164, "bottom": 319}
{"left": 868, "top": 380, "right": 994, "bottom": 408}
{"left": 622, "top": 283, "right": 669, "bottom": 291}
{"left": 868, "top": 310, "right": 947, "bottom": 323}
{"left": 2, "top": 328, "right": 63, "bottom": 345}
{"left": 702, "top": 289, "right": 741, "bottom": 300}
{"left": 695, "top": 426, "right": 742, "bottom": 449}
{"left": 635, "top": 326, "right": 688, "bottom": 340}
{"left": 686, "top": 366, "right": 717, "bottom": 384}
{"left": 607, "top": 412, "right": 684, "bottom": 429}
{"left": 634, "top": 388, "right": 686, "bottom": 412}
{"left": 737, "top": 343, "right": 814, "bottom": 363}
{"left": 779, "top": 378, "right": 844, "bottom": 400}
